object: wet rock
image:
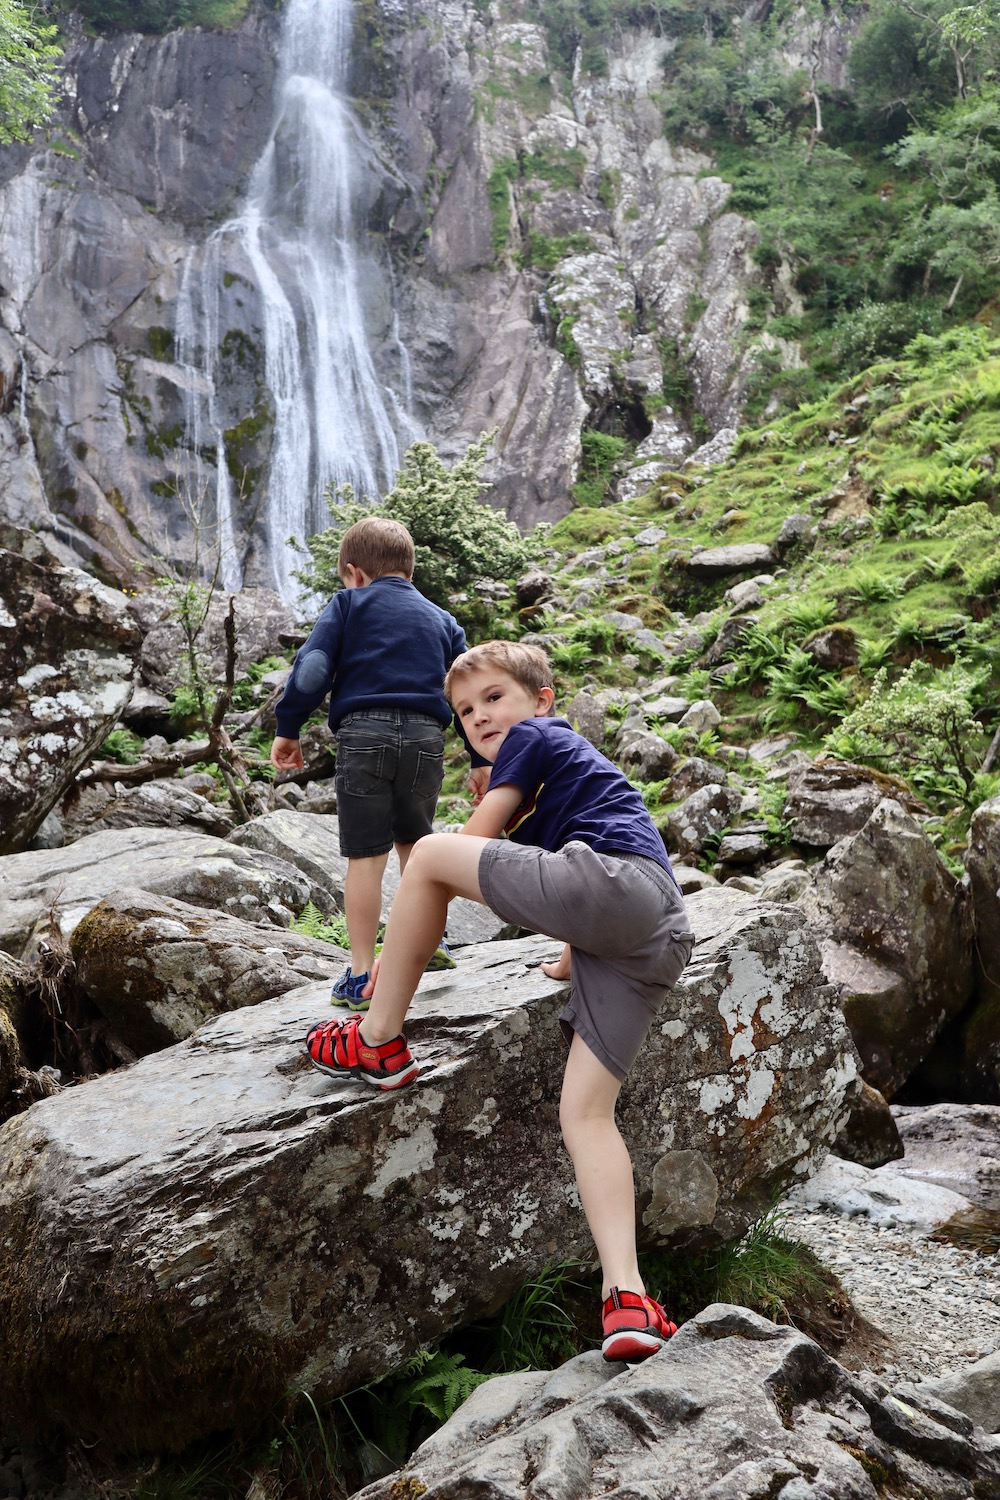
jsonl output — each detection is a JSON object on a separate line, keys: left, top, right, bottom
{"left": 71, "top": 888, "right": 345, "bottom": 1054}
{"left": 918, "top": 1354, "right": 1000, "bottom": 1434}
{"left": 786, "top": 1155, "right": 973, "bottom": 1231}
{"left": 800, "top": 799, "right": 973, "bottom": 1097}
{"left": 61, "top": 780, "right": 235, "bottom": 841}
{"left": 679, "top": 699, "right": 722, "bottom": 733}
{"left": 0, "top": 826, "right": 312, "bottom": 960}
{"left": 686, "top": 543, "right": 777, "bottom": 578}
{"left": 356, "top": 1304, "right": 1000, "bottom": 1500}
{"left": 890, "top": 1104, "right": 1000, "bottom": 1214}
{"left": 665, "top": 784, "right": 742, "bottom": 861}
{"left": 0, "top": 536, "right": 141, "bottom": 855}
{"left": 803, "top": 625, "right": 858, "bottom": 670}
{"left": 785, "top": 757, "right": 922, "bottom": 849}
{"left": 962, "top": 798, "right": 1000, "bottom": 1101}
{"left": 228, "top": 810, "right": 509, "bottom": 945}
{"left": 0, "top": 893, "right": 859, "bottom": 1451}
{"left": 833, "top": 1081, "right": 904, "bottom": 1170}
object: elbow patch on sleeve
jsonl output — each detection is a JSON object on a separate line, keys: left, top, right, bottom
{"left": 294, "top": 648, "right": 332, "bottom": 695}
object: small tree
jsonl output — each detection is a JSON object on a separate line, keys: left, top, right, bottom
{"left": 0, "top": 0, "right": 60, "bottom": 144}
{"left": 828, "top": 661, "right": 989, "bottom": 808}
{"left": 296, "top": 433, "right": 530, "bottom": 627}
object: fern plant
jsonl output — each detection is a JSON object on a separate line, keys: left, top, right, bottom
{"left": 289, "top": 901, "right": 351, "bottom": 950}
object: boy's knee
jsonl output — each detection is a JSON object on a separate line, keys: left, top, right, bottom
{"left": 405, "top": 831, "right": 451, "bottom": 874}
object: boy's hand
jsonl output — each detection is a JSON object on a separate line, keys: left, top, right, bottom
{"left": 541, "top": 944, "right": 571, "bottom": 982}
{"left": 270, "top": 736, "right": 304, "bottom": 772}
{"left": 468, "top": 765, "right": 491, "bottom": 804}
{"left": 362, "top": 958, "right": 380, "bottom": 999}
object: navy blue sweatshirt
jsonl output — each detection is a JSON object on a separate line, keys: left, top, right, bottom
{"left": 274, "top": 576, "right": 470, "bottom": 742}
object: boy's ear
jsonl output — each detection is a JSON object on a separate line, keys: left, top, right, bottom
{"left": 536, "top": 686, "right": 555, "bottom": 715}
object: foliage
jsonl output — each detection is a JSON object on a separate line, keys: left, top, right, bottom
{"left": 288, "top": 902, "right": 351, "bottom": 950}
{"left": 297, "top": 434, "right": 530, "bottom": 627}
{"left": 98, "top": 727, "right": 145, "bottom": 764}
{"left": 74, "top": 0, "right": 252, "bottom": 33}
{"left": 0, "top": 0, "right": 60, "bottom": 144}
{"left": 829, "top": 660, "right": 989, "bottom": 806}
{"left": 572, "top": 430, "right": 630, "bottom": 508}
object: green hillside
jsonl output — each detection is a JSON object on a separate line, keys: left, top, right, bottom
{"left": 464, "top": 324, "right": 1000, "bottom": 865}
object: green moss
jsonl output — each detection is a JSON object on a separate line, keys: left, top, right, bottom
{"left": 487, "top": 157, "right": 518, "bottom": 259}
{"left": 146, "top": 326, "right": 175, "bottom": 361}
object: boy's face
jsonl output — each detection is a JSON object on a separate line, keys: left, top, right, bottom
{"left": 451, "top": 666, "right": 553, "bottom": 763}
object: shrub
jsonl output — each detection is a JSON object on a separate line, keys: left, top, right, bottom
{"left": 296, "top": 434, "right": 529, "bottom": 627}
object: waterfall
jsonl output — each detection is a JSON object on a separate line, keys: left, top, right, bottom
{"left": 178, "top": 0, "right": 415, "bottom": 602}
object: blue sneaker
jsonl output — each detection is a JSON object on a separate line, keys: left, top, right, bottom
{"left": 331, "top": 967, "right": 371, "bottom": 1009}
{"left": 425, "top": 938, "right": 457, "bottom": 972}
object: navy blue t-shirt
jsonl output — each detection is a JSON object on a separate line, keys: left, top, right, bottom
{"left": 274, "top": 576, "right": 467, "bottom": 738}
{"left": 490, "top": 716, "right": 675, "bottom": 877}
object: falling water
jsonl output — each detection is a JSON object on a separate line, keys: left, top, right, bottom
{"left": 178, "top": 0, "right": 414, "bottom": 601}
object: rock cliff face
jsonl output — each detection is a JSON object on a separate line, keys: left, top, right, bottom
{"left": 0, "top": 2, "right": 854, "bottom": 590}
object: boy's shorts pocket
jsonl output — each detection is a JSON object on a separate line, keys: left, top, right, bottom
{"left": 338, "top": 744, "right": 386, "bottom": 797}
{"left": 410, "top": 746, "right": 445, "bottom": 800}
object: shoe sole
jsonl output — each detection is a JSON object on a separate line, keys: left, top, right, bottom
{"left": 331, "top": 995, "right": 370, "bottom": 1010}
{"left": 308, "top": 1056, "right": 419, "bottom": 1090}
{"left": 601, "top": 1329, "right": 666, "bottom": 1362}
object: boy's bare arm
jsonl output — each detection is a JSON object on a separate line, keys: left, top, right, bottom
{"left": 460, "top": 783, "right": 522, "bottom": 840}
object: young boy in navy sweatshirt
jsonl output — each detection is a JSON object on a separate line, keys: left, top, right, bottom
{"left": 271, "top": 517, "right": 477, "bottom": 1000}
{"left": 305, "top": 639, "right": 694, "bottom": 1362}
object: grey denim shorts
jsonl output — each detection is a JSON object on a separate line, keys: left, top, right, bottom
{"left": 479, "top": 839, "right": 694, "bottom": 1082}
{"left": 335, "top": 710, "right": 445, "bottom": 858}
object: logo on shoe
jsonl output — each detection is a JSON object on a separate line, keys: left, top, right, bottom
{"left": 359, "top": 1045, "right": 380, "bottom": 1065}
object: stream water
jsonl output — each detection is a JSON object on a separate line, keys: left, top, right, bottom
{"left": 176, "top": 0, "right": 415, "bottom": 601}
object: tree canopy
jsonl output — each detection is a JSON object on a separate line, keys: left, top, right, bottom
{"left": 0, "top": 0, "right": 60, "bottom": 144}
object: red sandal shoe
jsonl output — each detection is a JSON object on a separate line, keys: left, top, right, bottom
{"left": 306, "top": 1014, "right": 419, "bottom": 1091}
{"left": 601, "top": 1287, "right": 677, "bottom": 1362}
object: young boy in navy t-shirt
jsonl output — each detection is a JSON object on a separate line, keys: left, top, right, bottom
{"left": 305, "top": 639, "right": 694, "bottom": 1362}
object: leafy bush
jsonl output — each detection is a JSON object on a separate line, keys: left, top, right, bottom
{"left": 830, "top": 661, "right": 989, "bottom": 807}
{"left": 75, "top": 0, "right": 252, "bottom": 32}
{"left": 296, "top": 434, "right": 529, "bottom": 629}
{"left": 0, "top": 0, "right": 60, "bottom": 143}
{"left": 831, "top": 300, "right": 940, "bottom": 375}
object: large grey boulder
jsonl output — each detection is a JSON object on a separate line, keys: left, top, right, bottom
{"left": 919, "top": 1353, "right": 1000, "bottom": 1435}
{"left": 0, "top": 892, "right": 859, "bottom": 1451}
{"left": 0, "top": 826, "right": 312, "bottom": 960}
{"left": 799, "top": 799, "right": 973, "bottom": 1098}
{"left": 890, "top": 1103, "right": 1000, "bottom": 1213}
{"left": 133, "top": 587, "right": 296, "bottom": 703}
{"left": 665, "top": 783, "right": 742, "bottom": 861}
{"left": 229, "top": 810, "right": 513, "bottom": 945}
{"left": 71, "top": 888, "right": 346, "bottom": 1054}
{"left": 60, "top": 779, "right": 235, "bottom": 841}
{"left": 960, "top": 797, "right": 1000, "bottom": 1101}
{"left": 785, "top": 757, "right": 920, "bottom": 850}
{"left": 686, "top": 543, "right": 777, "bottom": 578}
{"left": 356, "top": 1304, "right": 1000, "bottom": 1500}
{"left": 0, "top": 537, "right": 141, "bottom": 855}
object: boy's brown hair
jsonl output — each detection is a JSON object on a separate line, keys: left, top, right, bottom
{"left": 337, "top": 517, "right": 415, "bottom": 580}
{"left": 445, "top": 640, "right": 554, "bottom": 702}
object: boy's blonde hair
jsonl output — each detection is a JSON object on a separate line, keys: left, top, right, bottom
{"left": 338, "top": 517, "right": 415, "bottom": 580}
{"left": 445, "top": 640, "right": 554, "bottom": 702}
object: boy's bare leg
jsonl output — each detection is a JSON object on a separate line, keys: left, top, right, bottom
{"left": 560, "top": 1032, "right": 644, "bottom": 1299}
{"left": 343, "top": 852, "right": 390, "bottom": 975}
{"left": 359, "top": 832, "right": 490, "bottom": 1044}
